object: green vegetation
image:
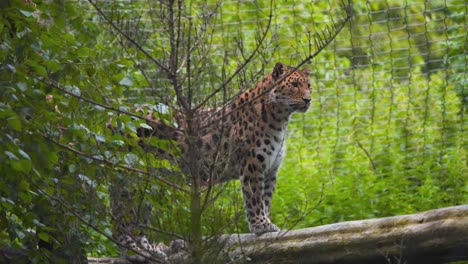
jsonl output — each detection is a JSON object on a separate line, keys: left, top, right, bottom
{"left": 0, "top": 0, "right": 466, "bottom": 262}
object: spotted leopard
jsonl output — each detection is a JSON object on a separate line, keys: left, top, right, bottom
{"left": 110, "top": 62, "right": 312, "bottom": 261}
{"left": 142, "top": 62, "right": 312, "bottom": 234}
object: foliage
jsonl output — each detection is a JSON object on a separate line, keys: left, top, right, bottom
{"left": 0, "top": 0, "right": 466, "bottom": 262}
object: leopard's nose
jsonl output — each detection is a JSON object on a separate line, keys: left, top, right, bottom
{"left": 303, "top": 98, "right": 311, "bottom": 104}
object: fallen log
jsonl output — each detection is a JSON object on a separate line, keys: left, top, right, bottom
{"left": 91, "top": 205, "right": 467, "bottom": 263}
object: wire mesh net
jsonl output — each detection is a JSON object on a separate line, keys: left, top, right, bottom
{"left": 80, "top": 0, "right": 466, "bottom": 222}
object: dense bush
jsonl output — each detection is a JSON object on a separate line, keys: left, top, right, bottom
{"left": 0, "top": 0, "right": 466, "bottom": 261}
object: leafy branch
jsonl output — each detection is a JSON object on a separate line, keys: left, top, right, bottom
{"left": 30, "top": 74, "right": 182, "bottom": 130}
{"left": 42, "top": 133, "right": 189, "bottom": 193}
{"left": 29, "top": 179, "right": 168, "bottom": 263}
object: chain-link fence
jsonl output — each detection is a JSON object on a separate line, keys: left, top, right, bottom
{"left": 283, "top": 0, "right": 467, "bottom": 224}
{"left": 80, "top": 0, "right": 466, "bottom": 223}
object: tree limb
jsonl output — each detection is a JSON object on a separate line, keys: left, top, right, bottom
{"left": 85, "top": 205, "right": 468, "bottom": 263}
{"left": 84, "top": 205, "right": 468, "bottom": 263}
{"left": 211, "top": 205, "right": 468, "bottom": 264}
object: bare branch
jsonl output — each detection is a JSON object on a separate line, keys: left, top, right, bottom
{"left": 139, "top": 224, "right": 185, "bottom": 240}
{"left": 198, "top": 3, "right": 351, "bottom": 129}
{"left": 166, "top": 0, "right": 188, "bottom": 111}
{"left": 87, "top": 0, "right": 171, "bottom": 74}
{"left": 295, "top": 1, "right": 351, "bottom": 70}
{"left": 192, "top": 0, "right": 275, "bottom": 112}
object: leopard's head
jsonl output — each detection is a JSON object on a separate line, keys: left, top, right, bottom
{"left": 269, "top": 62, "right": 312, "bottom": 113}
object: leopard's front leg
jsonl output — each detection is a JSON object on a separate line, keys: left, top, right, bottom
{"left": 240, "top": 157, "right": 280, "bottom": 235}
{"left": 263, "top": 164, "right": 279, "bottom": 218}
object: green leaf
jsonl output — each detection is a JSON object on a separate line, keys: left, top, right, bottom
{"left": 126, "top": 122, "right": 137, "bottom": 133}
{"left": 18, "top": 185, "right": 32, "bottom": 203}
{"left": 38, "top": 232, "right": 50, "bottom": 243}
{"left": 26, "top": 60, "right": 47, "bottom": 77}
{"left": 123, "top": 153, "right": 139, "bottom": 166}
{"left": 20, "top": 10, "right": 37, "bottom": 18}
{"left": 16, "top": 230, "right": 26, "bottom": 240}
{"left": 111, "top": 140, "right": 124, "bottom": 147}
{"left": 46, "top": 152, "right": 59, "bottom": 168}
{"left": 7, "top": 115, "right": 22, "bottom": 131}
{"left": 4, "top": 151, "right": 19, "bottom": 161}
{"left": 94, "top": 134, "right": 106, "bottom": 143}
{"left": 68, "top": 164, "right": 77, "bottom": 173}
{"left": 33, "top": 219, "right": 45, "bottom": 228}
{"left": 17, "top": 82, "right": 27, "bottom": 92}
{"left": 62, "top": 32, "right": 75, "bottom": 43}
{"left": 78, "top": 174, "right": 96, "bottom": 188}
{"left": 104, "top": 228, "right": 113, "bottom": 237}
{"left": 64, "top": 85, "right": 81, "bottom": 97}
{"left": 77, "top": 46, "right": 90, "bottom": 57}
{"left": 119, "top": 76, "right": 133, "bottom": 87}
{"left": 139, "top": 123, "right": 153, "bottom": 130}
{"left": 44, "top": 59, "right": 61, "bottom": 73}
{"left": 11, "top": 159, "right": 32, "bottom": 173}
{"left": 18, "top": 149, "right": 30, "bottom": 160}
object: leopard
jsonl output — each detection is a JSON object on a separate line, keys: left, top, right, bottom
{"left": 110, "top": 62, "right": 312, "bottom": 261}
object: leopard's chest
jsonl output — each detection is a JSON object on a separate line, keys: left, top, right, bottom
{"left": 199, "top": 107, "right": 289, "bottom": 182}
{"left": 231, "top": 121, "right": 287, "bottom": 173}
{"left": 258, "top": 129, "right": 287, "bottom": 172}
{"left": 218, "top": 131, "right": 285, "bottom": 182}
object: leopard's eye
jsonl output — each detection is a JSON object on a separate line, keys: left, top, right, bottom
{"left": 292, "top": 82, "right": 299, "bottom": 88}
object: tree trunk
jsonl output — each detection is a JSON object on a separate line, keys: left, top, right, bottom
{"left": 84, "top": 205, "right": 468, "bottom": 263}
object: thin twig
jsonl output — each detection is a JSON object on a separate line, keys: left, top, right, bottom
{"left": 356, "top": 139, "right": 377, "bottom": 172}
{"left": 87, "top": 0, "right": 171, "bottom": 74}
{"left": 200, "top": 6, "right": 351, "bottom": 129}
{"left": 139, "top": 224, "right": 185, "bottom": 240}
{"left": 192, "top": 0, "right": 275, "bottom": 112}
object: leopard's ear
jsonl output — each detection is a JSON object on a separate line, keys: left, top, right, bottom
{"left": 302, "top": 67, "right": 312, "bottom": 75}
{"left": 272, "top": 62, "right": 285, "bottom": 80}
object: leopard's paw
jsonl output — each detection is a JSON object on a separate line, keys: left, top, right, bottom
{"left": 139, "top": 236, "right": 168, "bottom": 261}
{"left": 250, "top": 221, "right": 280, "bottom": 235}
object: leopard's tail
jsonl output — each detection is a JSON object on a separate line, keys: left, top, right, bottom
{"left": 136, "top": 110, "right": 183, "bottom": 162}
{"left": 137, "top": 112, "right": 181, "bottom": 141}
{"left": 107, "top": 108, "right": 182, "bottom": 161}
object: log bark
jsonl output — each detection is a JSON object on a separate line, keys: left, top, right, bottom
{"left": 90, "top": 205, "right": 467, "bottom": 264}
